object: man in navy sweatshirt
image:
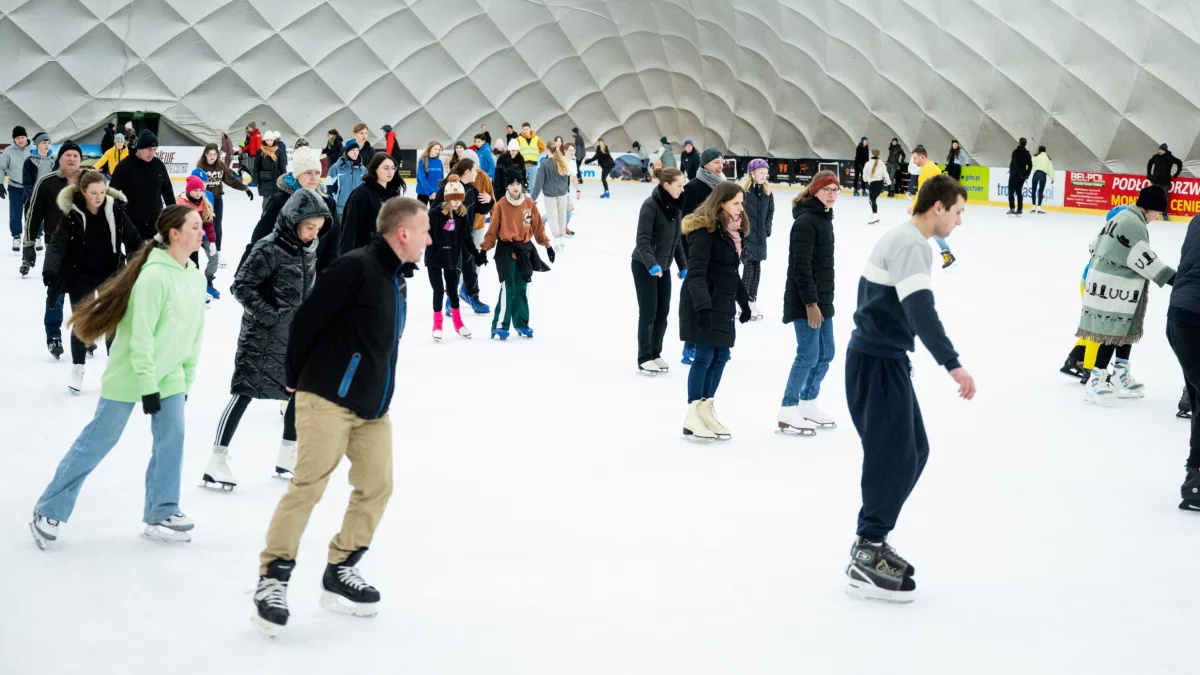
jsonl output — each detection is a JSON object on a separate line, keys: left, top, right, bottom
{"left": 843, "top": 173, "right": 976, "bottom": 603}
{"left": 1168, "top": 212, "right": 1200, "bottom": 512}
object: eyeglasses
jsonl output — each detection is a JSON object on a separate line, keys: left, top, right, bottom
{"left": 819, "top": 186, "right": 840, "bottom": 195}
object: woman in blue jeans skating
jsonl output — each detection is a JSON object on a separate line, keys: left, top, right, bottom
{"left": 678, "top": 181, "right": 752, "bottom": 441}
{"left": 30, "top": 204, "right": 208, "bottom": 549}
{"left": 778, "top": 171, "right": 841, "bottom": 435}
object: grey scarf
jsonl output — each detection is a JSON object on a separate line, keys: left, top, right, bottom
{"left": 696, "top": 167, "right": 724, "bottom": 189}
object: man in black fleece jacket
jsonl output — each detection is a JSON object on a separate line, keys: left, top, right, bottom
{"left": 1007, "top": 138, "right": 1032, "bottom": 215}
{"left": 853, "top": 137, "right": 870, "bottom": 196}
{"left": 1168, "top": 212, "right": 1200, "bottom": 511}
{"left": 1148, "top": 143, "right": 1183, "bottom": 218}
{"left": 109, "top": 129, "right": 173, "bottom": 239}
{"left": 254, "top": 197, "right": 430, "bottom": 632}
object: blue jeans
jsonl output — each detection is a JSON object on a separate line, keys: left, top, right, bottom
{"left": 45, "top": 293, "right": 64, "bottom": 340}
{"left": 933, "top": 235, "right": 949, "bottom": 252}
{"left": 525, "top": 165, "right": 538, "bottom": 193}
{"left": 35, "top": 394, "right": 186, "bottom": 524}
{"left": 687, "top": 344, "right": 731, "bottom": 402}
{"left": 781, "top": 318, "right": 835, "bottom": 406}
{"left": 1030, "top": 170, "right": 1047, "bottom": 206}
{"left": 8, "top": 185, "right": 24, "bottom": 237}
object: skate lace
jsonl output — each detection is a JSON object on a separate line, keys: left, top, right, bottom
{"left": 256, "top": 578, "right": 289, "bottom": 609}
{"left": 1119, "top": 371, "right": 1141, "bottom": 388}
{"left": 337, "top": 566, "right": 371, "bottom": 591}
{"left": 873, "top": 558, "right": 904, "bottom": 579}
{"left": 881, "top": 542, "right": 910, "bottom": 571}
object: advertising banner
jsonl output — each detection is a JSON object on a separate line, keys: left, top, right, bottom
{"left": 155, "top": 147, "right": 204, "bottom": 181}
{"left": 393, "top": 148, "right": 419, "bottom": 180}
{"left": 1063, "top": 171, "right": 1108, "bottom": 211}
{"left": 989, "top": 168, "right": 1064, "bottom": 206}
{"left": 1064, "top": 173, "right": 1200, "bottom": 217}
{"left": 953, "top": 165, "right": 990, "bottom": 203}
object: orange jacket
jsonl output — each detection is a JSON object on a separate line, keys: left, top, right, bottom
{"left": 481, "top": 194, "right": 548, "bottom": 250}
{"left": 474, "top": 172, "right": 494, "bottom": 231}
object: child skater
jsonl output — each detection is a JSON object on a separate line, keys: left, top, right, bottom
{"left": 480, "top": 170, "right": 555, "bottom": 340}
{"left": 427, "top": 175, "right": 481, "bottom": 341}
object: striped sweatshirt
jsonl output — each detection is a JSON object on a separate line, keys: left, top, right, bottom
{"left": 847, "top": 221, "right": 961, "bottom": 371}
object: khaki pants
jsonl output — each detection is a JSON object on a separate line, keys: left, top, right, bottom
{"left": 259, "top": 392, "right": 393, "bottom": 575}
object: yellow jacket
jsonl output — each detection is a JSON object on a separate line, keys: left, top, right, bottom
{"left": 911, "top": 160, "right": 942, "bottom": 208}
{"left": 94, "top": 146, "right": 128, "bottom": 174}
{"left": 518, "top": 132, "right": 544, "bottom": 166}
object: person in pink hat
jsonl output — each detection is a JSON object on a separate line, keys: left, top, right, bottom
{"left": 177, "top": 175, "right": 220, "bottom": 296}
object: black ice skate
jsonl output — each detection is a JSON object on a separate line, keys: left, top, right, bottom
{"left": 47, "top": 337, "right": 63, "bottom": 360}
{"left": 253, "top": 559, "right": 294, "bottom": 637}
{"left": 1178, "top": 388, "right": 1192, "bottom": 420}
{"left": 1181, "top": 468, "right": 1200, "bottom": 512}
{"left": 321, "top": 547, "right": 380, "bottom": 617}
{"left": 845, "top": 536, "right": 916, "bottom": 603}
{"left": 1060, "top": 357, "right": 1088, "bottom": 381}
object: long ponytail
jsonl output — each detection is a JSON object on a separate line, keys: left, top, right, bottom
{"left": 71, "top": 205, "right": 195, "bottom": 345}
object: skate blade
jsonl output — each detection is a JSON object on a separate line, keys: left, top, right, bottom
{"left": 845, "top": 581, "right": 916, "bottom": 604}
{"left": 458, "top": 333, "right": 472, "bottom": 340}
{"left": 1180, "top": 500, "right": 1200, "bottom": 512}
{"left": 776, "top": 426, "right": 817, "bottom": 437}
{"left": 273, "top": 469, "right": 294, "bottom": 479}
{"left": 806, "top": 421, "right": 837, "bottom": 429}
{"left": 200, "top": 475, "right": 236, "bottom": 491}
{"left": 1116, "top": 391, "right": 1145, "bottom": 399}
{"left": 251, "top": 613, "right": 283, "bottom": 638}
{"left": 1178, "top": 411, "right": 1193, "bottom": 419}
{"left": 637, "top": 370, "right": 662, "bottom": 377}
{"left": 142, "top": 526, "right": 192, "bottom": 543}
{"left": 681, "top": 430, "right": 715, "bottom": 443}
{"left": 1083, "top": 397, "right": 1116, "bottom": 408}
{"left": 320, "top": 591, "right": 379, "bottom": 617}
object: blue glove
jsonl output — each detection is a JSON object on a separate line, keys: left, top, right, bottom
{"left": 680, "top": 269, "right": 687, "bottom": 279}
{"left": 648, "top": 264, "right": 662, "bottom": 276}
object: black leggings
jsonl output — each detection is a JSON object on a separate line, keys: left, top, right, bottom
{"left": 741, "top": 260, "right": 761, "bottom": 302}
{"left": 868, "top": 180, "right": 884, "bottom": 214}
{"left": 67, "top": 277, "right": 106, "bottom": 365}
{"left": 601, "top": 166, "right": 612, "bottom": 192}
{"left": 417, "top": 194, "right": 430, "bottom": 205}
{"left": 1094, "top": 344, "right": 1132, "bottom": 371}
{"left": 214, "top": 394, "right": 296, "bottom": 449}
{"left": 853, "top": 162, "right": 865, "bottom": 192}
{"left": 428, "top": 265, "right": 461, "bottom": 311}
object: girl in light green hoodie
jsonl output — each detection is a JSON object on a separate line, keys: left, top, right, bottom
{"left": 30, "top": 204, "right": 208, "bottom": 549}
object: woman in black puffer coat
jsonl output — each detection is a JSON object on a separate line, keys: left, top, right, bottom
{"left": 778, "top": 170, "right": 839, "bottom": 433}
{"left": 678, "top": 181, "right": 751, "bottom": 442}
{"left": 203, "top": 188, "right": 329, "bottom": 487}
{"left": 631, "top": 167, "right": 687, "bottom": 372}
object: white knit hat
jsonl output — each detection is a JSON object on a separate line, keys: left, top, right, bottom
{"left": 290, "top": 147, "right": 321, "bottom": 176}
{"left": 507, "top": 138, "right": 520, "bottom": 151}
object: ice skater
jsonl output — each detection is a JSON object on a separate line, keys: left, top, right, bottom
{"left": 1167, "top": 211, "right": 1200, "bottom": 510}
{"left": 30, "top": 205, "right": 207, "bottom": 548}
{"left": 844, "top": 174, "right": 975, "bottom": 602}
{"left": 426, "top": 175, "right": 481, "bottom": 341}
{"left": 631, "top": 167, "right": 687, "bottom": 374}
{"left": 740, "top": 158, "right": 774, "bottom": 319}
{"left": 906, "top": 146, "right": 955, "bottom": 268}
{"left": 480, "top": 170, "right": 554, "bottom": 340}
{"left": 861, "top": 149, "right": 891, "bottom": 224}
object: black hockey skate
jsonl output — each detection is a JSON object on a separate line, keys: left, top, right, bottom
{"left": 321, "top": 547, "right": 380, "bottom": 617}
{"left": 845, "top": 536, "right": 916, "bottom": 603}
{"left": 252, "top": 559, "right": 294, "bottom": 637}
{"left": 47, "top": 338, "right": 63, "bottom": 360}
{"left": 1181, "top": 469, "right": 1200, "bottom": 512}
{"left": 19, "top": 261, "right": 30, "bottom": 277}
{"left": 1060, "top": 357, "right": 1088, "bottom": 381}
{"left": 1179, "top": 388, "right": 1192, "bottom": 419}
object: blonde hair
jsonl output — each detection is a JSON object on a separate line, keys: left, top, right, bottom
{"left": 550, "top": 145, "right": 569, "bottom": 176}
{"left": 353, "top": 122, "right": 368, "bottom": 134}
{"left": 420, "top": 141, "right": 441, "bottom": 173}
{"left": 440, "top": 174, "right": 468, "bottom": 217}
{"left": 869, "top": 149, "right": 881, "bottom": 177}
{"left": 741, "top": 170, "right": 772, "bottom": 195}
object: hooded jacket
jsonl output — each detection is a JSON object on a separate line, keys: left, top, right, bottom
{"left": 0, "top": 142, "right": 30, "bottom": 190}
{"left": 93, "top": 145, "right": 129, "bottom": 175}
{"left": 231, "top": 199, "right": 320, "bottom": 401}
{"left": 22, "top": 148, "right": 55, "bottom": 193}
{"left": 678, "top": 216, "right": 750, "bottom": 349}
{"left": 327, "top": 147, "right": 367, "bottom": 214}
{"left": 108, "top": 154, "right": 174, "bottom": 237}
{"left": 245, "top": 128, "right": 262, "bottom": 156}
{"left": 475, "top": 144, "right": 496, "bottom": 179}
{"left": 679, "top": 146, "right": 699, "bottom": 180}
{"left": 44, "top": 185, "right": 143, "bottom": 295}
{"left": 855, "top": 143, "right": 870, "bottom": 165}
{"left": 1148, "top": 151, "right": 1183, "bottom": 186}
{"left": 244, "top": 173, "right": 340, "bottom": 274}
{"left": 659, "top": 143, "right": 677, "bottom": 169}
{"left": 286, "top": 237, "right": 412, "bottom": 420}
{"left": 176, "top": 193, "right": 217, "bottom": 244}
{"left": 741, "top": 182, "right": 774, "bottom": 263}
{"left": 99, "top": 247, "right": 207, "bottom": 403}
{"left": 783, "top": 196, "right": 836, "bottom": 322}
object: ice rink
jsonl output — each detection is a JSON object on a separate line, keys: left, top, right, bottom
{"left": 1, "top": 177, "right": 1195, "bottom": 674}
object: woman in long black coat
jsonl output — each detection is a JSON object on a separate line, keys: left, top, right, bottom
{"left": 678, "top": 181, "right": 751, "bottom": 442}
{"left": 202, "top": 188, "right": 328, "bottom": 490}
{"left": 338, "top": 152, "right": 404, "bottom": 254}
{"left": 631, "top": 167, "right": 687, "bottom": 373}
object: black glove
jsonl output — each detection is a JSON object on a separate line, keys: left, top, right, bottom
{"left": 142, "top": 392, "right": 161, "bottom": 415}
{"left": 0, "top": 184, "right": 7, "bottom": 200}
{"left": 246, "top": 191, "right": 254, "bottom": 201}
{"left": 474, "top": 250, "right": 489, "bottom": 267}
{"left": 43, "top": 271, "right": 58, "bottom": 289}
{"left": 738, "top": 303, "right": 752, "bottom": 324}
{"left": 697, "top": 309, "right": 713, "bottom": 330}
{"left": 546, "top": 246, "right": 556, "bottom": 263}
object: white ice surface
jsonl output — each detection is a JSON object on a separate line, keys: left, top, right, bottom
{"left": 0, "top": 181, "right": 1195, "bottom": 674}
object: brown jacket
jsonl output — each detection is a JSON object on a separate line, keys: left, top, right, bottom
{"left": 474, "top": 173, "right": 495, "bottom": 231}
{"left": 482, "top": 194, "right": 549, "bottom": 251}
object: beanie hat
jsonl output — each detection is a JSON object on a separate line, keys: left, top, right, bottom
{"left": 861, "top": 136, "right": 868, "bottom": 142}
{"left": 699, "top": 146, "right": 723, "bottom": 166}
{"left": 190, "top": 167, "right": 210, "bottom": 182}
{"left": 1159, "top": 143, "right": 1169, "bottom": 152}
{"left": 290, "top": 147, "right": 322, "bottom": 176}
{"left": 293, "top": 136, "right": 310, "bottom": 149}
{"left": 343, "top": 139, "right": 360, "bottom": 153}
{"left": 684, "top": 139, "right": 694, "bottom": 147}
{"left": 808, "top": 172, "right": 840, "bottom": 195}
{"left": 113, "top": 133, "right": 125, "bottom": 143}
{"left": 382, "top": 125, "right": 393, "bottom": 133}
{"left": 185, "top": 175, "right": 206, "bottom": 194}
{"left": 281, "top": 188, "right": 331, "bottom": 229}
{"left": 455, "top": 140, "right": 467, "bottom": 150}
{"left": 32, "top": 132, "right": 50, "bottom": 146}
{"left": 461, "top": 149, "right": 480, "bottom": 166}
{"left": 572, "top": 127, "right": 579, "bottom": 133}
{"left": 12, "top": 126, "right": 26, "bottom": 139}
{"left": 505, "top": 168, "right": 524, "bottom": 186}
{"left": 444, "top": 177, "right": 466, "bottom": 197}
{"left": 660, "top": 137, "right": 668, "bottom": 144}
{"left": 508, "top": 138, "right": 521, "bottom": 151}
{"left": 747, "top": 158, "right": 769, "bottom": 173}
{"left": 1136, "top": 184, "right": 1168, "bottom": 212}
{"left": 135, "top": 128, "right": 158, "bottom": 149}
{"left": 57, "top": 141, "right": 82, "bottom": 160}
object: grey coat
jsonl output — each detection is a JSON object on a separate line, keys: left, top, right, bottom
{"left": 659, "top": 144, "right": 677, "bottom": 169}
{"left": 230, "top": 213, "right": 318, "bottom": 400}
{"left": 741, "top": 182, "right": 774, "bottom": 262}
{"left": 0, "top": 143, "right": 29, "bottom": 189}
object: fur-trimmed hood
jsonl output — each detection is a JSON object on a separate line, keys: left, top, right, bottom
{"left": 56, "top": 183, "right": 129, "bottom": 253}
{"left": 57, "top": 183, "right": 127, "bottom": 215}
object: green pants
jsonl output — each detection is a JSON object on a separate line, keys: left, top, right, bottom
{"left": 492, "top": 258, "right": 529, "bottom": 331}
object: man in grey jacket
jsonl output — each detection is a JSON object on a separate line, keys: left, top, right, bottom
{"left": 0, "top": 126, "right": 30, "bottom": 251}
{"left": 658, "top": 137, "right": 677, "bottom": 170}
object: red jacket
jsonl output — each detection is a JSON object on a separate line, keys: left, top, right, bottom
{"left": 177, "top": 194, "right": 217, "bottom": 244}
{"left": 384, "top": 131, "right": 397, "bottom": 156}
{"left": 246, "top": 128, "right": 262, "bottom": 156}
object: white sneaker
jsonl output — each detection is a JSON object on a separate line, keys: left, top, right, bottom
{"left": 698, "top": 398, "right": 731, "bottom": 440}
{"left": 1084, "top": 371, "right": 1116, "bottom": 406}
{"left": 202, "top": 448, "right": 237, "bottom": 489}
{"left": 30, "top": 511, "right": 60, "bottom": 549}
{"left": 683, "top": 401, "right": 716, "bottom": 441}
{"left": 797, "top": 400, "right": 837, "bottom": 428}
{"left": 276, "top": 440, "right": 297, "bottom": 477}
{"left": 1112, "top": 363, "right": 1145, "bottom": 399}
{"left": 653, "top": 357, "right": 670, "bottom": 372}
{"left": 639, "top": 359, "right": 663, "bottom": 375}
{"left": 749, "top": 301, "right": 763, "bottom": 320}
{"left": 143, "top": 523, "right": 192, "bottom": 543}
{"left": 68, "top": 364, "right": 84, "bottom": 394}
{"left": 777, "top": 406, "right": 817, "bottom": 436}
